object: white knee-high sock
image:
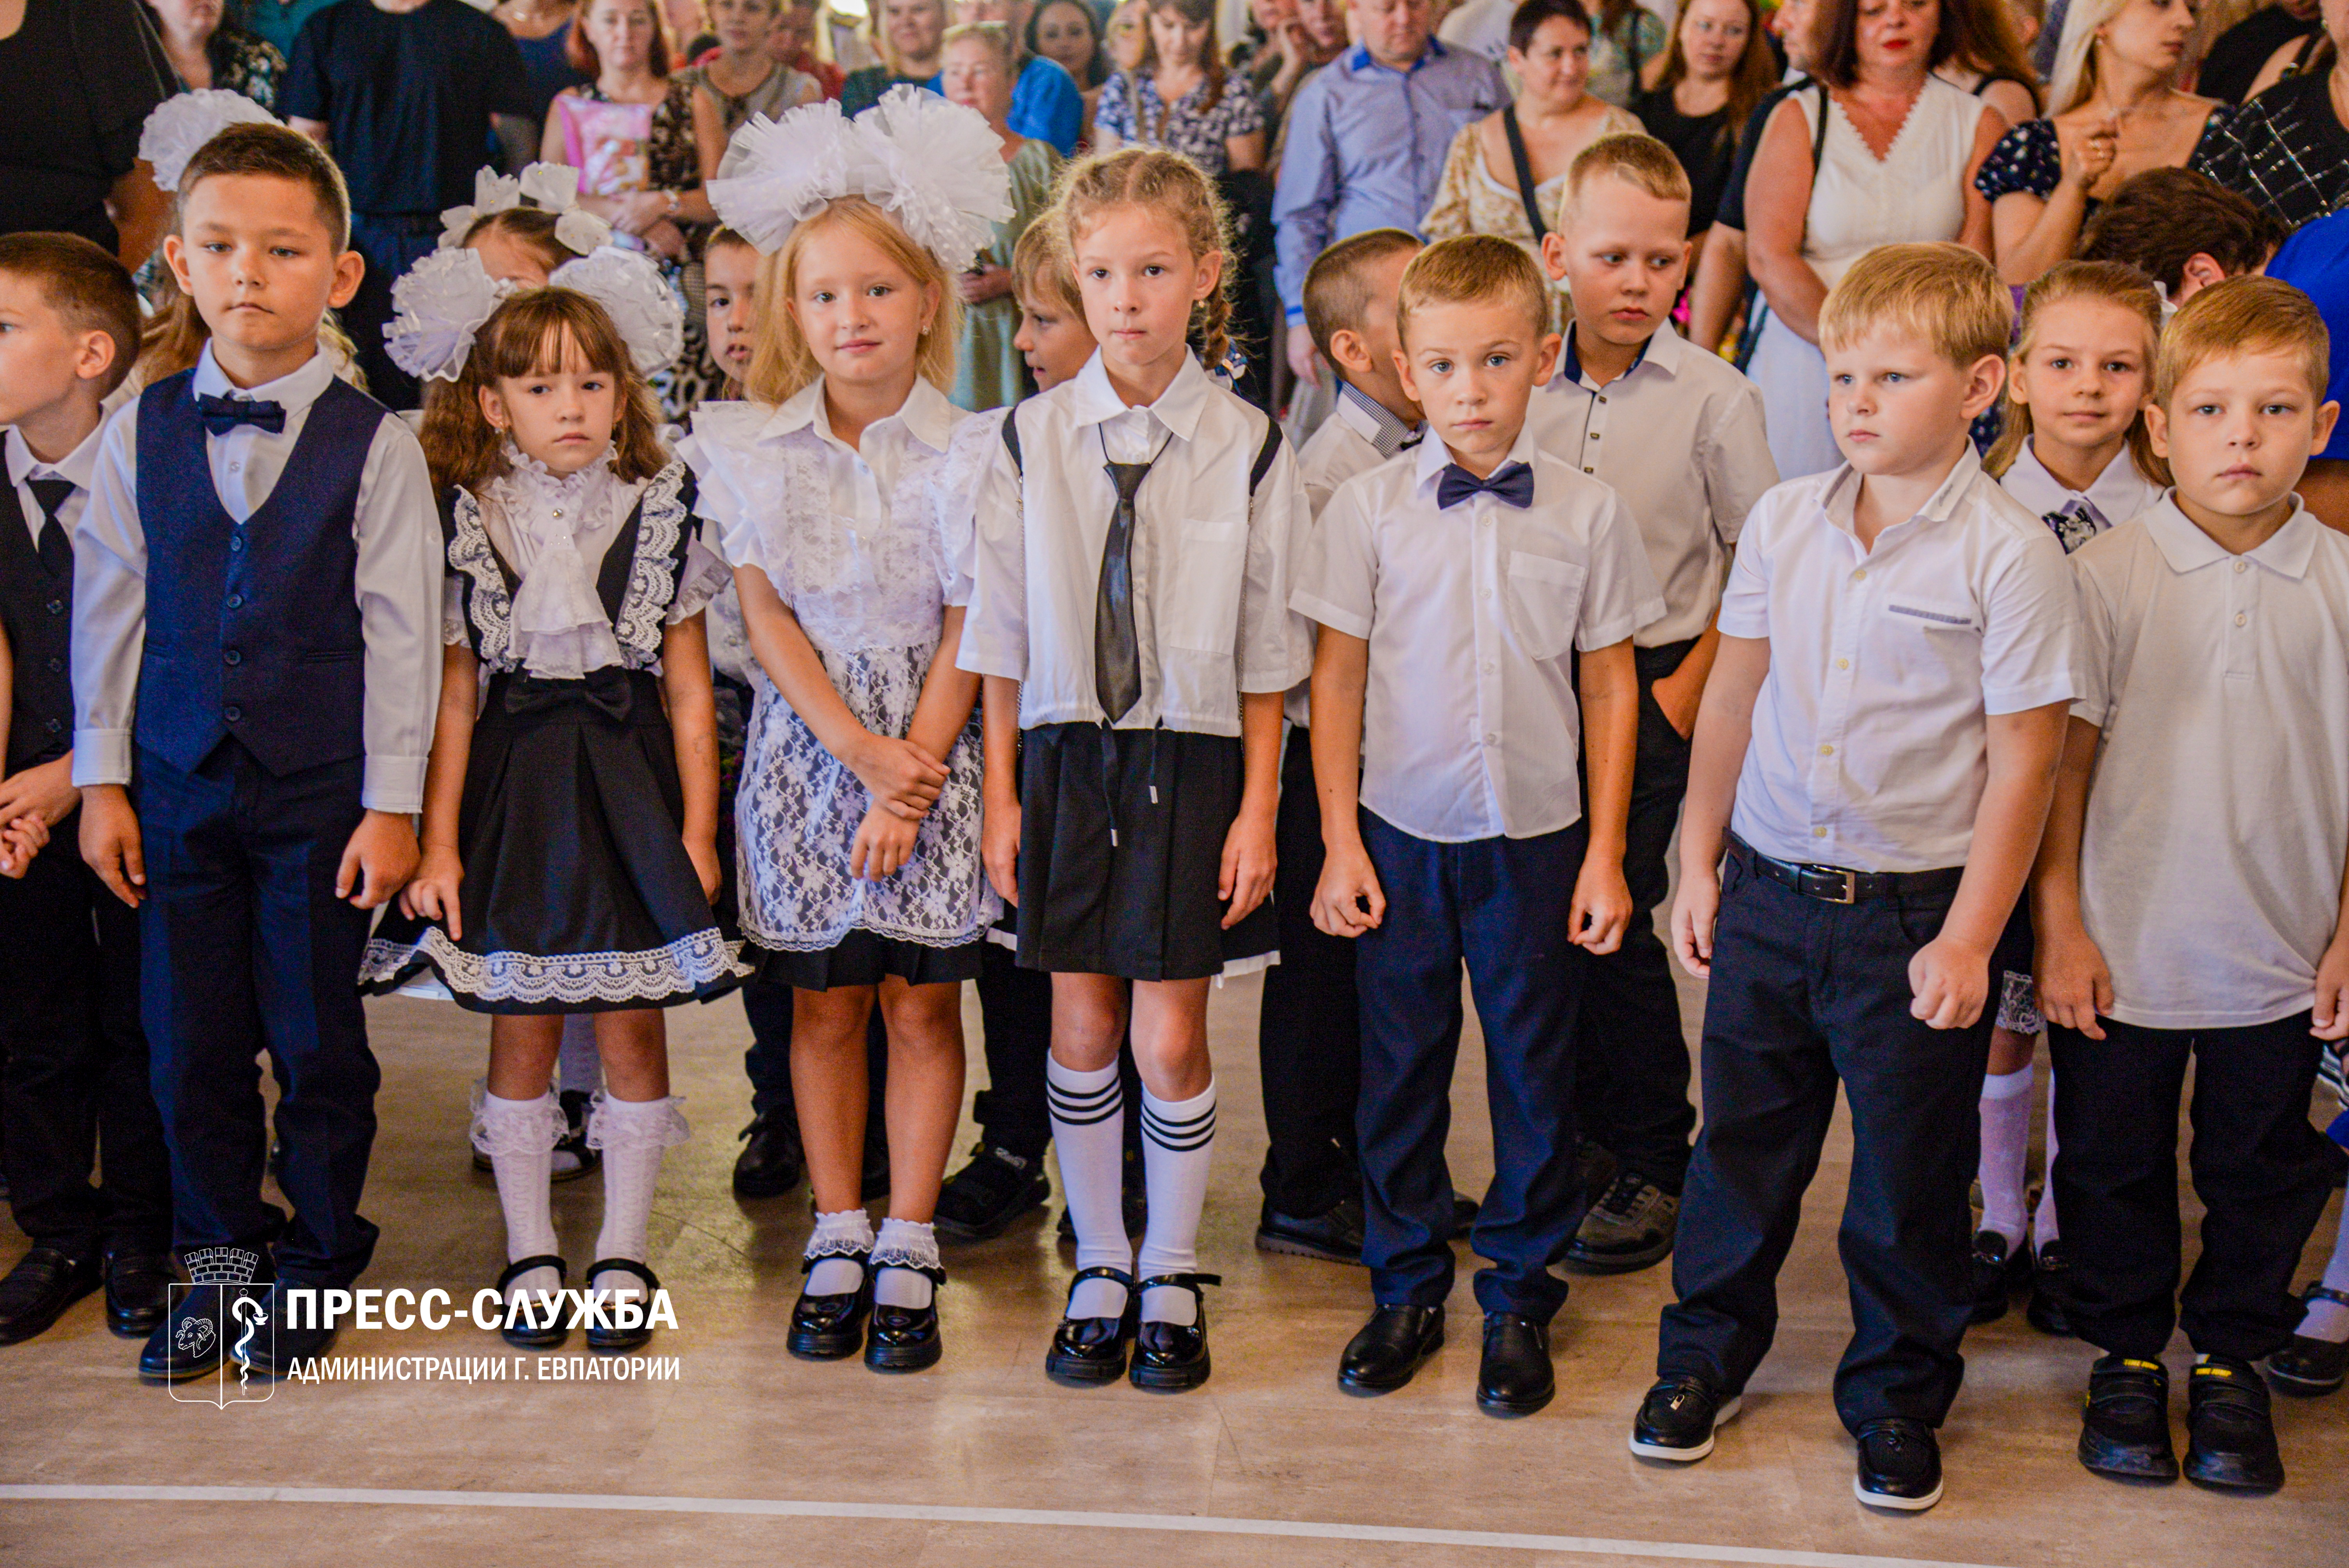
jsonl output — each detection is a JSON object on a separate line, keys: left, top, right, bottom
{"left": 807, "top": 1208, "right": 875, "bottom": 1297}
{"left": 1137, "top": 1080, "right": 1216, "bottom": 1327}
{"left": 557, "top": 1016, "right": 602, "bottom": 1098}
{"left": 1048, "top": 1057, "right": 1131, "bottom": 1318}
{"left": 474, "top": 1089, "right": 565, "bottom": 1301}
{"left": 2299, "top": 1202, "right": 2349, "bottom": 1343}
{"left": 2033, "top": 1073, "right": 2062, "bottom": 1245}
{"left": 1977, "top": 1065, "right": 2033, "bottom": 1248}
{"left": 873, "top": 1217, "right": 941, "bottom": 1309}
{"left": 588, "top": 1093, "right": 688, "bottom": 1297}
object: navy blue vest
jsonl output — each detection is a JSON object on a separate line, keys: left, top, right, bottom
{"left": 133, "top": 371, "right": 385, "bottom": 775}
{"left": 0, "top": 480, "right": 73, "bottom": 772}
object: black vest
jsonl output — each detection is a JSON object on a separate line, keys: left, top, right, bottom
{"left": 0, "top": 479, "right": 73, "bottom": 772}
{"left": 133, "top": 371, "right": 386, "bottom": 776}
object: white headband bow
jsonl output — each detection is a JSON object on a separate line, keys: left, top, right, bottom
{"left": 438, "top": 163, "right": 613, "bottom": 256}
{"left": 138, "top": 90, "right": 281, "bottom": 196}
{"left": 707, "top": 86, "right": 1014, "bottom": 273}
{"left": 383, "top": 244, "right": 686, "bottom": 385}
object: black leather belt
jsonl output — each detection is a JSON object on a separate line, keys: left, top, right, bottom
{"left": 1730, "top": 835, "right": 1964, "bottom": 905}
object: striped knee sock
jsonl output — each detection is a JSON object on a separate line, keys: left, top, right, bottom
{"left": 1048, "top": 1057, "right": 1132, "bottom": 1319}
{"left": 1137, "top": 1080, "right": 1216, "bottom": 1327}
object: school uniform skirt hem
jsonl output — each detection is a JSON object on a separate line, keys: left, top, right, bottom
{"left": 743, "top": 928, "right": 987, "bottom": 990}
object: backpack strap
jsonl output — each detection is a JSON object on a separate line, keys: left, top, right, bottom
{"left": 1000, "top": 398, "right": 1025, "bottom": 476}
{"left": 1501, "top": 104, "right": 1548, "bottom": 243}
{"left": 1248, "top": 416, "right": 1283, "bottom": 492}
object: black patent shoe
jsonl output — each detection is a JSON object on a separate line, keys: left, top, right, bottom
{"left": 866, "top": 1263, "right": 946, "bottom": 1373}
{"left": 583, "top": 1258, "right": 660, "bottom": 1353}
{"left": 138, "top": 1279, "right": 268, "bottom": 1383}
{"left": 0, "top": 1247, "right": 100, "bottom": 1345}
{"left": 104, "top": 1250, "right": 175, "bottom": 1338}
{"left": 1045, "top": 1265, "right": 1136, "bottom": 1385}
{"left": 790, "top": 1249, "right": 872, "bottom": 1360}
{"left": 2265, "top": 1285, "right": 2348, "bottom": 1396}
{"left": 2026, "top": 1239, "right": 2075, "bottom": 1337}
{"left": 1854, "top": 1418, "right": 1943, "bottom": 1511}
{"left": 1475, "top": 1311, "right": 1554, "bottom": 1415}
{"left": 2185, "top": 1356, "right": 2285, "bottom": 1493}
{"left": 1968, "top": 1230, "right": 2026, "bottom": 1325}
{"left": 731, "top": 1111, "right": 804, "bottom": 1199}
{"left": 2079, "top": 1354, "right": 2177, "bottom": 1482}
{"left": 233, "top": 1283, "right": 337, "bottom": 1379}
{"left": 1256, "top": 1196, "right": 1366, "bottom": 1264}
{"left": 1130, "top": 1273, "right": 1220, "bottom": 1392}
{"left": 494, "top": 1255, "right": 569, "bottom": 1350}
{"left": 934, "top": 1145, "right": 1050, "bottom": 1242}
{"left": 1338, "top": 1303, "right": 1444, "bottom": 1392}
{"left": 1630, "top": 1374, "right": 1741, "bottom": 1461}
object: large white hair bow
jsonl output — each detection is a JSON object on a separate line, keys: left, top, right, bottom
{"left": 383, "top": 248, "right": 515, "bottom": 385}
{"left": 549, "top": 246, "right": 686, "bottom": 375}
{"left": 438, "top": 162, "right": 614, "bottom": 256}
{"left": 707, "top": 86, "right": 1014, "bottom": 273}
{"left": 137, "top": 90, "right": 281, "bottom": 196}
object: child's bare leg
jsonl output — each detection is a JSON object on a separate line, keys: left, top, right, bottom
{"left": 794, "top": 985, "right": 881, "bottom": 1292}
{"left": 867, "top": 977, "right": 965, "bottom": 1310}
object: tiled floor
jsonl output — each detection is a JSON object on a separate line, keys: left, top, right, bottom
{"left": 0, "top": 960, "right": 2342, "bottom": 1566}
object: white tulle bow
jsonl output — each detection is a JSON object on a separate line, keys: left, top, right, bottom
{"left": 549, "top": 247, "right": 686, "bottom": 375}
{"left": 383, "top": 248, "right": 516, "bottom": 384}
{"left": 438, "top": 162, "right": 614, "bottom": 255}
{"left": 138, "top": 90, "right": 280, "bottom": 195}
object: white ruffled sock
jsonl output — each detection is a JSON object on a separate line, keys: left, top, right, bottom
{"left": 1977, "top": 1065, "right": 2033, "bottom": 1249}
{"left": 1048, "top": 1056, "right": 1132, "bottom": 1319}
{"left": 474, "top": 1089, "right": 565, "bottom": 1304}
{"left": 873, "top": 1217, "right": 941, "bottom": 1310}
{"left": 2299, "top": 1204, "right": 2349, "bottom": 1343}
{"left": 1137, "top": 1080, "right": 1216, "bottom": 1327}
{"left": 588, "top": 1092, "right": 687, "bottom": 1306}
{"left": 807, "top": 1208, "right": 875, "bottom": 1296}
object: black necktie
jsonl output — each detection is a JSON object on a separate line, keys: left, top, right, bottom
{"left": 1096, "top": 456, "right": 1150, "bottom": 723}
{"left": 26, "top": 475, "right": 74, "bottom": 577}
{"left": 1436, "top": 460, "right": 1535, "bottom": 510}
{"left": 196, "top": 392, "right": 287, "bottom": 437}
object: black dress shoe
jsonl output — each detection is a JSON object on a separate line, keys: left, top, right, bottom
{"left": 138, "top": 1279, "right": 269, "bottom": 1383}
{"left": 583, "top": 1258, "right": 661, "bottom": 1354}
{"left": 1854, "top": 1417, "right": 1943, "bottom": 1510}
{"left": 1631, "top": 1375, "right": 1742, "bottom": 1460}
{"left": 2025, "top": 1239, "right": 2074, "bottom": 1337}
{"left": 0, "top": 1247, "right": 100, "bottom": 1345}
{"left": 1474, "top": 1311, "right": 1554, "bottom": 1415}
{"left": 233, "top": 1284, "right": 337, "bottom": 1378}
{"left": 1967, "top": 1230, "right": 2026, "bottom": 1325}
{"left": 732, "top": 1112, "right": 804, "bottom": 1199}
{"left": 1256, "top": 1196, "right": 1366, "bottom": 1264}
{"left": 934, "top": 1144, "right": 1050, "bottom": 1241}
{"left": 1338, "top": 1303, "right": 1444, "bottom": 1392}
{"left": 1045, "top": 1265, "right": 1136, "bottom": 1385}
{"left": 2078, "top": 1354, "right": 2177, "bottom": 1482}
{"left": 789, "top": 1250, "right": 870, "bottom": 1360}
{"left": 1450, "top": 1191, "right": 1479, "bottom": 1239}
{"left": 865, "top": 1265, "right": 946, "bottom": 1373}
{"left": 2185, "top": 1356, "right": 2285, "bottom": 1493}
{"left": 103, "top": 1251, "right": 176, "bottom": 1338}
{"left": 1129, "top": 1273, "right": 1219, "bottom": 1392}
{"left": 2267, "top": 1285, "right": 2349, "bottom": 1395}
{"left": 494, "top": 1255, "right": 569, "bottom": 1350}
{"left": 1563, "top": 1172, "right": 1679, "bottom": 1275}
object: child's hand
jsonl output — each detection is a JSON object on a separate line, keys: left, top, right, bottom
{"left": 981, "top": 789, "right": 1020, "bottom": 905}
{"left": 1669, "top": 863, "right": 1719, "bottom": 978}
{"left": 2034, "top": 920, "right": 2112, "bottom": 1040}
{"left": 402, "top": 845, "right": 465, "bottom": 938}
{"left": 848, "top": 733, "right": 951, "bottom": 821}
{"left": 0, "top": 814, "right": 49, "bottom": 878}
{"left": 850, "top": 801, "right": 920, "bottom": 881}
{"left": 1909, "top": 933, "right": 1990, "bottom": 1030}
{"left": 338, "top": 810, "right": 421, "bottom": 910}
{"left": 1311, "top": 840, "right": 1384, "bottom": 938}
{"left": 77, "top": 785, "right": 144, "bottom": 908}
{"left": 686, "top": 835, "right": 722, "bottom": 904}
{"left": 2313, "top": 935, "right": 2349, "bottom": 1042}
{"left": 0, "top": 757, "right": 81, "bottom": 837}
{"left": 1219, "top": 805, "right": 1277, "bottom": 928}
{"left": 1569, "top": 857, "right": 1633, "bottom": 954}
{"left": 1648, "top": 666, "right": 1702, "bottom": 740}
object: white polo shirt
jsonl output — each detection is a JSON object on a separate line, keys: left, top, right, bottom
{"left": 1288, "top": 381, "right": 1422, "bottom": 726}
{"left": 1531, "top": 323, "right": 1779, "bottom": 647}
{"left": 1720, "top": 447, "right": 2078, "bottom": 873}
{"left": 957, "top": 351, "right": 1312, "bottom": 736}
{"left": 1291, "top": 428, "right": 1665, "bottom": 843}
{"left": 1995, "top": 437, "right": 2163, "bottom": 556}
{"left": 2072, "top": 497, "right": 2349, "bottom": 1029}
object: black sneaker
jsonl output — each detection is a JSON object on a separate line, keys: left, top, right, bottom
{"left": 2079, "top": 1354, "right": 2177, "bottom": 1482}
{"left": 1574, "top": 1140, "right": 1618, "bottom": 1211}
{"left": 1255, "top": 1196, "right": 1366, "bottom": 1264}
{"left": 934, "top": 1145, "right": 1050, "bottom": 1242}
{"left": 1563, "top": 1172, "right": 1678, "bottom": 1274}
{"left": 731, "top": 1111, "right": 804, "bottom": 1199}
{"left": 1968, "top": 1229, "right": 2027, "bottom": 1324}
{"left": 1629, "top": 1375, "right": 1741, "bottom": 1461}
{"left": 2025, "top": 1238, "right": 2074, "bottom": 1337}
{"left": 2267, "top": 1284, "right": 2349, "bottom": 1396}
{"left": 1853, "top": 1418, "right": 1943, "bottom": 1511}
{"left": 2185, "top": 1356, "right": 2285, "bottom": 1493}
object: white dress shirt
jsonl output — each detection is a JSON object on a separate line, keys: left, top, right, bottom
{"left": 1531, "top": 323, "right": 1778, "bottom": 647}
{"left": 1995, "top": 437, "right": 2164, "bottom": 555}
{"left": 959, "top": 351, "right": 1312, "bottom": 736}
{"left": 71, "top": 345, "right": 445, "bottom": 814}
{"left": 1720, "top": 447, "right": 2078, "bottom": 873}
{"left": 2071, "top": 498, "right": 2349, "bottom": 1029}
{"left": 1292, "top": 427, "right": 1665, "bottom": 842}
{"left": 5, "top": 423, "right": 101, "bottom": 550}
{"left": 1288, "top": 381, "right": 1422, "bottom": 727}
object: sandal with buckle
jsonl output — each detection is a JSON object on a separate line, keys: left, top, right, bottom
{"left": 582, "top": 1258, "right": 660, "bottom": 1354}
{"left": 866, "top": 1262, "right": 947, "bottom": 1374}
{"left": 1045, "top": 1265, "right": 1137, "bottom": 1386}
{"left": 2268, "top": 1284, "right": 2349, "bottom": 1396}
{"left": 494, "top": 1255, "right": 569, "bottom": 1350}
{"left": 1130, "top": 1272, "right": 1221, "bottom": 1392}
{"left": 790, "top": 1249, "right": 872, "bottom": 1361}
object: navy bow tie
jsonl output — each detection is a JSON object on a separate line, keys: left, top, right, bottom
{"left": 196, "top": 392, "right": 287, "bottom": 437}
{"left": 1436, "top": 460, "right": 1534, "bottom": 510}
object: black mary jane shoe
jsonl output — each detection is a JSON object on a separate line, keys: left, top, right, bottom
{"left": 1045, "top": 1265, "right": 1137, "bottom": 1386}
{"left": 582, "top": 1258, "right": 661, "bottom": 1354}
{"left": 1130, "top": 1273, "right": 1221, "bottom": 1393}
{"left": 2267, "top": 1285, "right": 2349, "bottom": 1397}
{"left": 494, "top": 1255, "right": 569, "bottom": 1350}
{"left": 1967, "top": 1230, "right": 2026, "bottom": 1325}
{"left": 790, "top": 1249, "right": 872, "bottom": 1361}
{"left": 866, "top": 1263, "right": 948, "bottom": 1373}
{"left": 2025, "top": 1239, "right": 2075, "bottom": 1337}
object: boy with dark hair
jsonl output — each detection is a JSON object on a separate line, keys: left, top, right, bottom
{"left": 2076, "top": 167, "right": 2285, "bottom": 308}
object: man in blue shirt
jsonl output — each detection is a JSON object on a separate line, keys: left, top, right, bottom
{"left": 1272, "top": 0, "right": 1506, "bottom": 387}
{"left": 933, "top": 0, "right": 1085, "bottom": 155}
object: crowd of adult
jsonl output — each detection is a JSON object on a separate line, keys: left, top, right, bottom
{"left": 10, "top": 0, "right": 2349, "bottom": 465}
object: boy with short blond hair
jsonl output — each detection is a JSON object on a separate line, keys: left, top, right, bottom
{"left": 2034, "top": 276, "right": 2348, "bottom": 1496}
{"left": 1639, "top": 243, "right": 2076, "bottom": 1512}
{"left": 1535, "top": 134, "right": 1777, "bottom": 1275}
{"left": 1296, "top": 233, "right": 1662, "bottom": 1410}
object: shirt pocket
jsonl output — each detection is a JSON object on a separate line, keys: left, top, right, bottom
{"left": 1505, "top": 550, "right": 1587, "bottom": 663}
{"left": 1880, "top": 593, "right": 1982, "bottom": 682}
{"left": 1162, "top": 517, "right": 1249, "bottom": 654}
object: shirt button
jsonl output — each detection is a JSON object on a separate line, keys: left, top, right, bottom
{"left": 223, "top": 649, "right": 242, "bottom": 665}
{"left": 2235, "top": 611, "right": 2247, "bottom": 626}
{"left": 1483, "top": 660, "right": 1496, "bottom": 673}
{"left": 1852, "top": 568, "right": 1867, "bottom": 581}
{"left": 1584, "top": 466, "right": 1595, "bottom": 474}
{"left": 1485, "top": 731, "right": 1498, "bottom": 744}
{"left": 223, "top": 705, "right": 242, "bottom": 723}
{"left": 1813, "top": 826, "right": 1827, "bottom": 839}
{"left": 2235, "top": 560, "right": 2247, "bottom": 573}
{"left": 227, "top": 461, "right": 241, "bottom": 473}
{"left": 226, "top": 594, "right": 244, "bottom": 609}
{"left": 230, "top": 536, "right": 245, "bottom": 552}
{"left": 1835, "top": 657, "right": 1850, "bottom": 670}
{"left": 1819, "top": 743, "right": 1834, "bottom": 755}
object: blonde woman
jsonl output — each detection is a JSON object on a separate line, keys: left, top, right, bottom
{"left": 842, "top": 0, "right": 949, "bottom": 111}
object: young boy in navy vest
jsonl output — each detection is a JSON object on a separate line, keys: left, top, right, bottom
{"left": 0, "top": 233, "right": 174, "bottom": 1349}
{"left": 71, "top": 124, "right": 443, "bottom": 1381}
